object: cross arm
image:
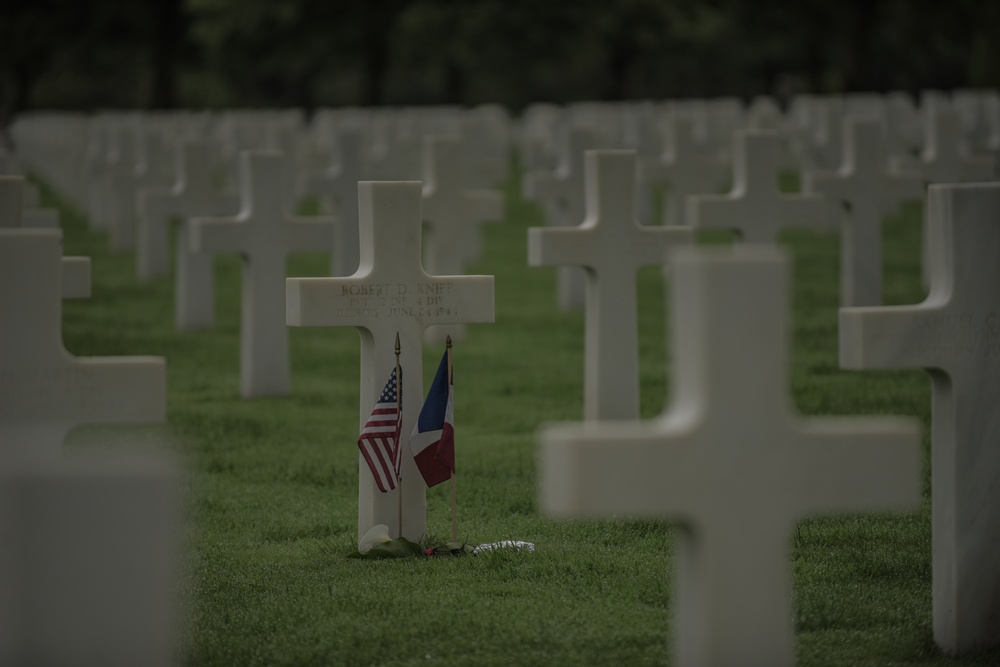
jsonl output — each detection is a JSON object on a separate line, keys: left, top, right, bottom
{"left": 688, "top": 194, "right": 746, "bottom": 232}
{"left": 538, "top": 416, "right": 700, "bottom": 519}
{"left": 795, "top": 416, "right": 921, "bottom": 516}
{"left": 138, "top": 188, "right": 180, "bottom": 225}
{"left": 188, "top": 216, "right": 248, "bottom": 255}
{"left": 286, "top": 275, "right": 495, "bottom": 328}
{"left": 802, "top": 170, "right": 850, "bottom": 202}
{"left": 527, "top": 226, "right": 598, "bottom": 268}
{"left": 840, "top": 303, "right": 949, "bottom": 371}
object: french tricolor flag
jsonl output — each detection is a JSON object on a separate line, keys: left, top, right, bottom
{"left": 410, "top": 350, "right": 454, "bottom": 488}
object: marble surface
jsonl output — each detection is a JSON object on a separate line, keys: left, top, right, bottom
{"left": 523, "top": 126, "right": 598, "bottom": 311}
{"left": 529, "top": 150, "right": 691, "bottom": 420}
{"left": 0, "top": 458, "right": 179, "bottom": 667}
{"left": 190, "top": 150, "right": 334, "bottom": 399}
{"left": 804, "top": 117, "right": 923, "bottom": 307}
{"left": 287, "top": 181, "right": 494, "bottom": 544}
{"left": 638, "top": 114, "right": 729, "bottom": 228}
{"left": 689, "top": 130, "right": 835, "bottom": 242}
{"left": 0, "top": 230, "right": 165, "bottom": 459}
{"left": 539, "top": 245, "right": 920, "bottom": 667}
{"left": 840, "top": 182, "right": 1000, "bottom": 653}
{"left": 137, "top": 141, "right": 238, "bottom": 283}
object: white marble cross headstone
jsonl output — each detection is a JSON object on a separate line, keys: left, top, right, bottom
{"left": 539, "top": 245, "right": 921, "bottom": 667}
{"left": 0, "top": 231, "right": 166, "bottom": 460}
{"left": 136, "top": 141, "right": 238, "bottom": 284}
{"left": 529, "top": 150, "right": 691, "bottom": 420}
{"left": 840, "top": 182, "right": 1000, "bottom": 654}
{"left": 639, "top": 114, "right": 729, "bottom": 228}
{"left": 190, "top": 151, "right": 334, "bottom": 399}
{"left": 0, "top": 177, "right": 90, "bottom": 298}
{"left": 523, "top": 126, "right": 598, "bottom": 311}
{"left": 286, "top": 181, "right": 494, "bottom": 543}
{"left": 422, "top": 134, "right": 504, "bottom": 344}
{"left": 688, "top": 131, "right": 835, "bottom": 242}
{"left": 301, "top": 126, "right": 365, "bottom": 277}
{"left": 804, "top": 117, "right": 924, "bottom": 307}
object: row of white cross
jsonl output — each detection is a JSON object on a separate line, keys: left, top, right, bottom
{"left": 2, "top": 90, "right": 999, "bottom": 663}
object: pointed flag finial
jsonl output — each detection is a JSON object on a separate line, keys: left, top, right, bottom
{"left": 395, "top": 332, "right": 400, "bottom": 356}
{"left": 446, "top": 335, "right": 452, "bottom": 349}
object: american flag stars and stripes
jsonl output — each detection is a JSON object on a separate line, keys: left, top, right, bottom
{"left": 358, "top": 367, "right": 402, "bottom": 493}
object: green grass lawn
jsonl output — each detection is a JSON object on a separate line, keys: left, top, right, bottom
{"left": 40, "top": 163, "right": 1000, "bottom": 666}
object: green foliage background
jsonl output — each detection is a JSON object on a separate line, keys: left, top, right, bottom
{"left": 4, "top": 0, "right": 1000, "bottom": 121}
{"left": 38, "top": 160, "right": 1000, "bottom": 665}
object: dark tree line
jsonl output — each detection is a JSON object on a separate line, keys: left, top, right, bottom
{"left": 2, "top": 0, "right": 999, "bottom": 124}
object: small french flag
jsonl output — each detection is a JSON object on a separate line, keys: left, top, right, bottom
{"left": 410, "top": 350, "right": 454, "bottom": 487}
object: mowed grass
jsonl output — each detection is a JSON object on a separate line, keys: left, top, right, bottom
{"left": 39, "top": 161, "right": 1000, "bottom": 666}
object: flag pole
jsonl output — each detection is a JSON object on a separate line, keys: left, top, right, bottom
{"left": 395, "top": 331, "right": 402, "bottom": 539}
{"left": 446, "top": 335, "right": 456, "bottom": 543}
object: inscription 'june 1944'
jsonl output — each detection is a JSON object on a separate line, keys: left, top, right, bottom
{"left": 337, "top": 282, "right": 461, "bottom": 320}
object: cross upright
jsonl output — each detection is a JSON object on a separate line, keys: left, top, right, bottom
{"left": 0, "top": 176, "right": 90, "bottom": 299}
{"left": 688, "top": 130, "right": 835, "bottom": 242}
{"left": 137, "top": 141, "right": 238, "bottom": 283}
{"left": 301, "top": 126, "right": 366, "bottom": 276}
{"left": 638, "top": 113, "right": 729, "bottom": 228}
{"left": 190, "top": 150, "right": 334, "bottom": 398}
{"left": 287, "top": 181, "right": 495, "bottom": 544}
{"left": 804, "top": 117, "right": 924, "bottom": 307}
{"left": 422, "top": 134, "right": 504, "bottom": 344}
{"left": 0, "top": 230, "right": 166, "bottom": 460}
{"left": 529, "top": 150, "right": 691, "bottom": 420}
{"left": 523, "top": 125, "right": 598, "bottom": 311}
{"left": 840, "top": 182, "right": 1000, "bottom": 654}
{"left": 539, "top": 245, "right": 920, "bottom": 667}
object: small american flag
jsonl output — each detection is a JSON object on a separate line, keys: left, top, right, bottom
{"left": 358, "top": 367, "right": 402, "bottom": 493}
